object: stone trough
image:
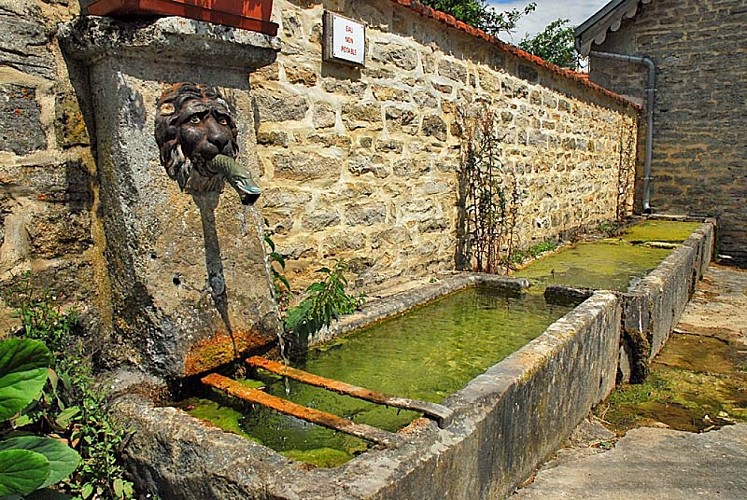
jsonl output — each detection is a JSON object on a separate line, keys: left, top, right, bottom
{"left": 111, "top": 219, "right": 714, "bottom": 499}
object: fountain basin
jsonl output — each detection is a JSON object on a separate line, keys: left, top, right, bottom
{"left": 113, "top": 218, "right": 715, "bottom": 498}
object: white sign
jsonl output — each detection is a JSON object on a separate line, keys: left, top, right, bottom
{"left": 324, "top": 12, "right": 366, "bottom": 67}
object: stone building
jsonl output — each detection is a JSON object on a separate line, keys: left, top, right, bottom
{"left": 576, "top": 0, "right": 746, "bottom": 266}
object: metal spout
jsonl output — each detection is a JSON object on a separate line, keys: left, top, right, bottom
{"left": 207, "top": 154, "right": 262, "bottom": 205}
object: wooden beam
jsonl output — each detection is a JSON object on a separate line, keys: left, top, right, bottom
{"left": 201, "top": 373, "right": 401, "bottom": 447}
{"left": 246, "top": 356, "right": 454, "bottom": 428}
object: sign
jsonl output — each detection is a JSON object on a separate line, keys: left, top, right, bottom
{"left": 323, "top": 11, "right": 366, "bottom": 67}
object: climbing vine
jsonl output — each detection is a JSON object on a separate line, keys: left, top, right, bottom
{"left": 456, "top": 106, "right": 521, "bottom": 274}
{"left": 616, "top": 118, "right": 637, "bottom": 221}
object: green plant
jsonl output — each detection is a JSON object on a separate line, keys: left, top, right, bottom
{"left": 264, "top": 222, "right": 291, "bottom": 308}
{"left": 7, "top": 278, "right": 134, "bottom": 499}
{"left": 519, "top": 18, "right": 578, "bottom": 69}
{"left": 597, "top": 220, "right": 626, "bottom": 238}
{"left": 511, "top": 239, "right": 559, "bottom": 265}
{"left": 0, "top": 338, "right": 81, "bottom": 497}
{"left": 421, "top": 1, "right": 536, "bottom": 37}
{"left": 457, "top": 106, "right": 521, "bottom": 274}
{"left": 284, "top": 260, "right": 365, "bottom": 340}
{"left": 10, "top": 276, "right": 78, "bottom": 355}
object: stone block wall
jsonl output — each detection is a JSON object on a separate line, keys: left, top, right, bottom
{"left": 589, "top": 0, "right": 747, "bottom": 266}
{"left": 256, "top": 0, "right": 639, "bottom": 291}
{"left": 1, "top": 0, "right": 638, "bottom": 334}
{"left": 0, "top": 0, "right": 105, "bottom": 333}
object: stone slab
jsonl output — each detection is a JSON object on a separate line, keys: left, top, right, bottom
{"left": 58, "top": 15, "right": 279, "bottom": 70}
{"left": 58, "top": 14, "right": 282, "bottom": 378}
{"left": 516, "top": 424, "right": 747, "bottom": 499}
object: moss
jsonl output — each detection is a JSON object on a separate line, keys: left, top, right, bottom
{"left": 598, "top": 333, "right": 747, "bottom": 433}
{"left": 283, "top": 447, "right": 354, "bottom": 468}
{"left": 622, "top": 220, "right": 702, "bottom": 244}
{"left": 607, "top": 378, "right": 669, "bottom": 405}
{"left": 515, "top": 240, "right": 670, "bottom": 291}
{"left": 181, "top": 397, "right": 258, "bottom": 442}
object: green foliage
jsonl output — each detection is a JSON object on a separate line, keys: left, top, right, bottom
{"left": 510, "top": 239, "right": 559, "bottom": 266}
{"left": 10, "top": 277, "right": 78, "bottom": 355}
{"left": 519, "top": 18, "right": 578, "bottom": 69}
{"left": 421, "top": 1, "right": 536, "bottom": 36}
{"left": 7, "top": 279, "right": 134, "bottom": 499}
{"left": 284, "top": 260, "right": 365, "bottom": 340}
{"left": 263, "top": 226, "right": 291, "bottom": 307}
{"left": 0, "top": 436, "right": 80, "bottom": 490}
{"left": 457, "top": 106, "right": 521, "bottom": 274}
{"left": 596, "top": 220, "right": 626, "bottom": 238}
{"left": 0, "top": 338, "right": 81, "bottom": 497}
{"left": 0, "top": 339, "right": 51, "bottom": 421}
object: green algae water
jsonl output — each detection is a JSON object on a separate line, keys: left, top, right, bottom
{"left": 181, "top": 287, "right": 570, "bottom": 467}
{"left": 622, "top": 220, "right": 701, "bottom": 244}
{"left": 181, "top": 220, "right": 701, "bottom": 467}
{"left": 597, "top": 333, "right": 747, "bottom": 433}
{"left": 514, "top": 241, "right": 671, "bottom": 291}
{"left": 515, "top": 220, "right": 699, "bottom": 291}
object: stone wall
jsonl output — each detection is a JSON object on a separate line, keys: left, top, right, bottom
{"left": 255, "top": 0, "right": 639, "bottom": 291}
{"left": 589, "top": 0, "right": 747, "bottom": 266}
{"left": 0, "top": 0, "right": 104, "bottom": 333}
{"left": 0, "top": 0, "right": 638, "bottom": 335}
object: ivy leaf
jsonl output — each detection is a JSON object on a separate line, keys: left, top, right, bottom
{"left": 0, "top": 436, "right": 80, "bottom": 489}
{"left": 0, "top": 448, "right": 49, "bottom": 495}
{"left": 0, "top": 340, "right": 52, "bottom": 421}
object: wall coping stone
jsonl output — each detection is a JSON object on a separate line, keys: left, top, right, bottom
{"left": 388, "top": 0, "right": 641, "bottom": 110}
{"left": 57, "top": 15, "right": 280, "bottom": 69}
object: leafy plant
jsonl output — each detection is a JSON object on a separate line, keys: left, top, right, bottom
{"left": 421, "top": 1, "right": 536, "bottom": 37}
{"left": 263, "top": 225, "right": 291, "bottom": 308}
{"left": 6, "top": 277, "right": 134, "bottom": 499}
{"left": 284, "top": 260, "right": 365, "bottom": 341}
{"left": 519, "top": 18, "right": 578, "bottom": 68}
{"left": 596, "top": 220, "right": 626, "bottom": 238}
{"left": 9, "top": 276, "right": 78, "bottom": 355}
{"left": 508, "top": 239, "right": 558, "bottom": 267}
{"left": 456, "top": 106, "right": 521, "bottom": 274}
{"left": 0, "top": 338, "right": 81, "bottom": 497}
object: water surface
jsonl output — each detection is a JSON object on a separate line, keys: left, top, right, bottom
{"left": 183, "top": 287, "right": 570, "bottom": 466}
{"left": 514, "top": 220, "right": 699, "bottom": 291}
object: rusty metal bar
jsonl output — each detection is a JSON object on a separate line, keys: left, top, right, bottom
{"left": 201, "top": 373, "right": 401, "bottom": 447}
{"left": 246, "top": 356, "right": 454, "bottom": 428}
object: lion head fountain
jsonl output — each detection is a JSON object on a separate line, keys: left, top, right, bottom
{"left": 154, "top": 83, "right": 261, "bottom": 205}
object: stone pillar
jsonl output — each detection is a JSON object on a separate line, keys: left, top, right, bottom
{"left": 58, "top": 16, "right": 282, "bottom": 379}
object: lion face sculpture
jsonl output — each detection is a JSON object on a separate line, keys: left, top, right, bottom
{"left": 154, "top": 83, "right": 239, "bottom": 194}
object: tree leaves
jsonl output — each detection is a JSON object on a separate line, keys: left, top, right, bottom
{"left": 421, "top": 1, "right": 536, "bottom": 36}
{"left": 284, "top": 260, "right": 365, "bottom": 339}
{"left": 519, "top": 18, "right": 578, "bottom": 69}
{"left": 0, "top": 339, "right": 52, "bottom": 422}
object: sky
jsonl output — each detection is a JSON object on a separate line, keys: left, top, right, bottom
{"left": 489, "top": 0, "right": 611, "bottom": 42}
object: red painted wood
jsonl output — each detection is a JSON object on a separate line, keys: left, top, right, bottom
{"left": 82, "top": 0, "right": 278, "bottom": 36}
